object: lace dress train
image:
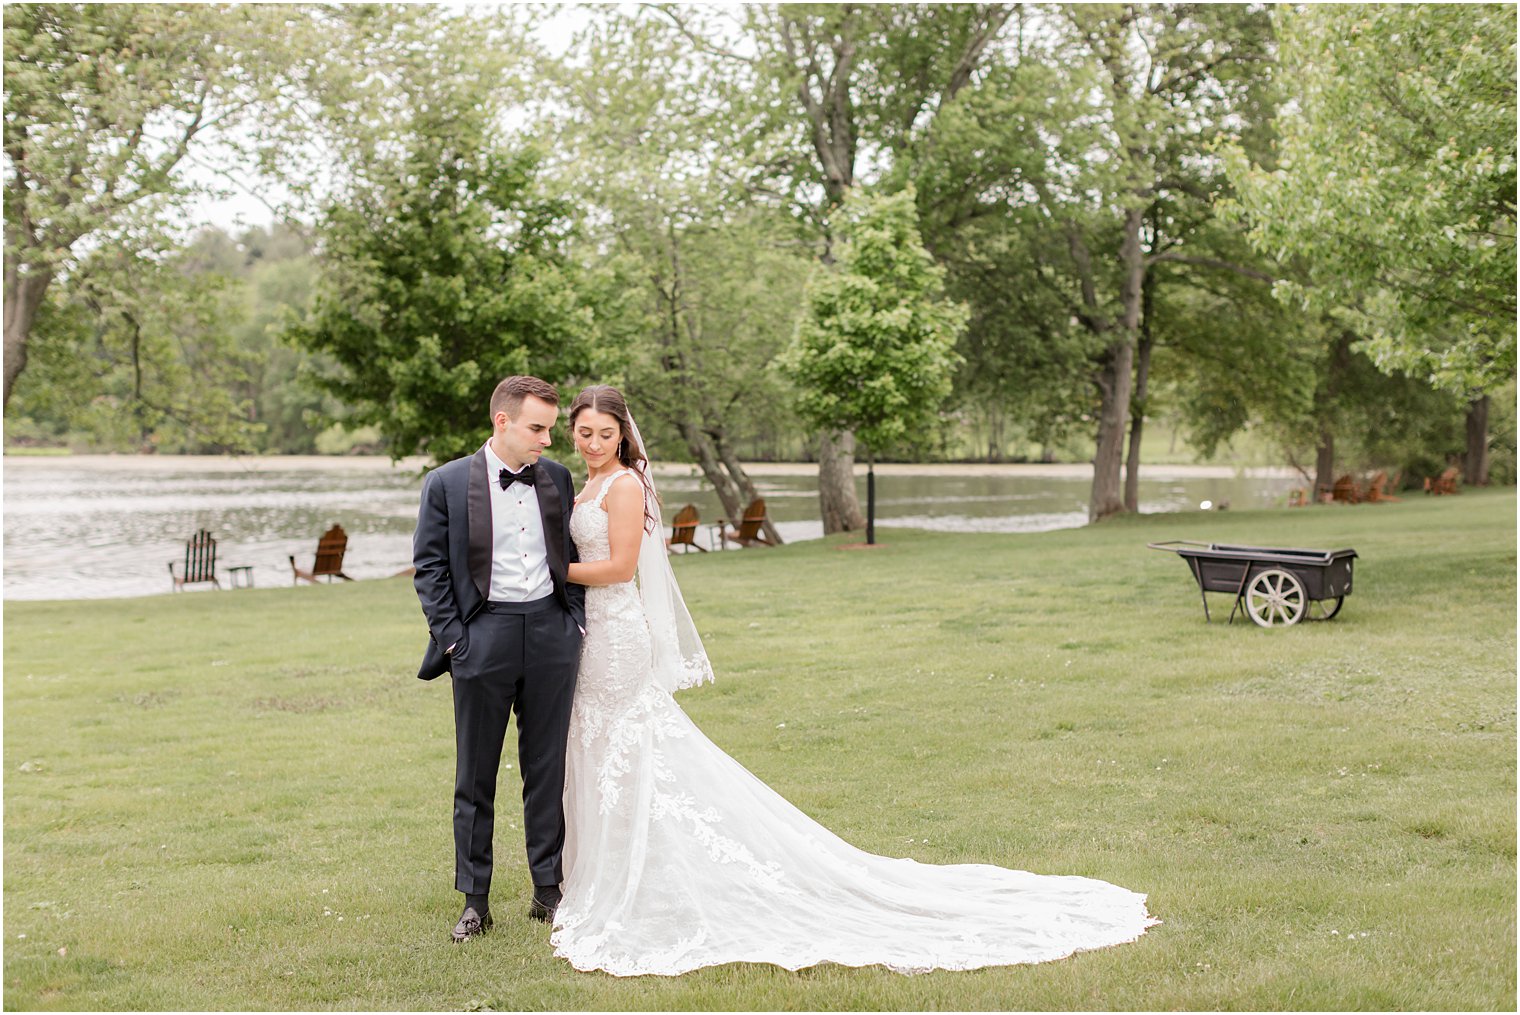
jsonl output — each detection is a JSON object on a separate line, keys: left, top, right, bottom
{"left": 554, "top": 471, "right": 1157, "bottom": 976}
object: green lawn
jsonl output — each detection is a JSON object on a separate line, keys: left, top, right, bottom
{"left": 5, "top": 491, "right": 1515, "bottom": 1011}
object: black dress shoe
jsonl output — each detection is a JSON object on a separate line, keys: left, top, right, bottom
{"left": 451, "top": 906, "right": 492, "bottom": 943}
{"left": 528, "top": 884, "right": 562, "bottom": 923}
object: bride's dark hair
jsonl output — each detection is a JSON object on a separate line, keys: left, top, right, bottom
{"left": 569, "top": 385, "right": 658, "bottom": 533}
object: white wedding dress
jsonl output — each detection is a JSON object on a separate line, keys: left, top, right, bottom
{"left": 552, "top": 470, "right": 1157, "bottom": 977}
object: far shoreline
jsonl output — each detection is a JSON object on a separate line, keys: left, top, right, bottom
{"left": 2, "top": 453, "right": 1299, "bottom": 482}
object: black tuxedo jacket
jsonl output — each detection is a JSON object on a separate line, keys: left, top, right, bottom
{"left": 412, "top": 449, "right": 585, "bottom": 681}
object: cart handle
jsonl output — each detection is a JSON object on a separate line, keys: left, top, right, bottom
{"left": 1147, "top": 540, "right": 1213, "bottom": 552}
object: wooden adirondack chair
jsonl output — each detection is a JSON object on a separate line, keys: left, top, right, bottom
{"left": 1424, "top": 466, "right": 1460, "bottom": 496}
{"left": 169, "top": 529, "right": 221, "bottom": 591}
{"left": 666, "top": 504, "right": 706, "bottom": 553}
{"left": 720, "top": 498, "right": 776, "bottom": 549}
{"left": 1365, "top": 470, "right": 1402, "bottom": 503}
{"left": 290, "top": 524, "right": 354, "bottom": 584}
{"left": 1331, "top": 474, "right": 1363, "bottom": 504}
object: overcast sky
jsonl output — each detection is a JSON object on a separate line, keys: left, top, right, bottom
{"left": 186, "top": 1, "right": 599, "bottom": 234}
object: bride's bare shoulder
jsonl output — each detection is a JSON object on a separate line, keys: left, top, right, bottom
{"left": 602, "top": 471, "right": 643, "bottom": 512}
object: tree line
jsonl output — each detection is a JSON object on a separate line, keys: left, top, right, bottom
{"left": 5, "top": 3, "right": 1514, "bottom": 529}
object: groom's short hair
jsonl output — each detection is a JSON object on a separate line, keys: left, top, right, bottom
{"left": 491, "top": 375, "right": 559, "bottom": 421}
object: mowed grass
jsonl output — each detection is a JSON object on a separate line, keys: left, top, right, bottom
{"left": 4, "top": 490, "right": 1514, "bottom": 1011}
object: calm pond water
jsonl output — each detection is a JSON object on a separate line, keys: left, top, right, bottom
{"left": 2, "top": 455, "right": 1297, "bottom": 601}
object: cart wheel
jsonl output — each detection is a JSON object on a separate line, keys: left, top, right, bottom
{"left": 1306, "top": 596, "right": 1344, "bottom": 622}
{"left": 1244, "top": 568, "right": 1307, "bottom": 627}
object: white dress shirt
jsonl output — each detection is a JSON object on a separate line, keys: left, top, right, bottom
{"left": 483, "top": 441, "right": 554, "bottom": 603}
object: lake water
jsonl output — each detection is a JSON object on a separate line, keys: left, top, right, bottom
{"left": 2, "top": 455, "right": 1298, "bottom": 601}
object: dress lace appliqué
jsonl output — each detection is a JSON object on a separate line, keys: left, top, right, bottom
{"left": 554, "top": 470, "right": 1157, "bottom": 976}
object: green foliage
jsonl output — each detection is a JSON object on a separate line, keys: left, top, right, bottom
{"left": 182, "top": 223, "right": 334, "bottom": 455}
{"left": 313, "top": 423, "right": 384, "bottom": 456}
{"left": 6, "top": 3, "right": 1514, "bottom": 480}
{"left": 7, "top": 222, "right": 326, "bottom": 454}
{"left": 2, "top": 2, "right": 291, "bottom": 256}
{"left": 905, "top": 53, "right": 1100, "bottom": 458}
{"left": 290, "top": 146, "right": 595, "bottom": 464}
{"left": 1158, "top": 281, "right": 1321, "bottom": 460}
{"left": 1172, "top": 314, "right": 1474, "bottom": 482}
{"left": 779, "top": 187, "right": 967, "bottom": 456}
{"left": 910, "top": 5, "right": 1282, "bottom": 474}
{"left": 284, "top": 9, "right": 602, "bottom": 465}
{"left": 7, "top": 216, "right": 263, "bottom": 452}
{"left": 227, "top": 234, "right": 329, "bottom": 454}
{"left": 618, "top": 211, "right": 811, "bottom": 461}
{"left": 542, "top": 11, "right": 811, "bottom": 463}
{"left": 1485, "top": 380, "right": 1519, "bottom": 484}
{"left": 1224, "top": 3, "right": 1517, "bottom": 395}
{"left": 2, "top": 2, "right": 310, "bottom": 403}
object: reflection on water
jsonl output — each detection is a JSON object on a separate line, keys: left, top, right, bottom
{"left": 3, "top": 456, "right": 1296, "bottom": 601}
{"left": 4, "top": 457, "right": 425, "bottom": 603}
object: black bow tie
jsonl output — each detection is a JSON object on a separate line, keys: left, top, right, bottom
{"left": 499, "top": 465, "right": 536, "bottom": 490}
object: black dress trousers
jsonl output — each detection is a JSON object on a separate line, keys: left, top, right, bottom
{"left": 449, "top": 595, "right": 581, "bottom": 893}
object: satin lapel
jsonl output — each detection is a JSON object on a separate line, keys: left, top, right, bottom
{"left": 534, "top": 465, "right": 567, "bottom": 584}
{"left": 467, "top": 449, "right": 491, "bottom": 600}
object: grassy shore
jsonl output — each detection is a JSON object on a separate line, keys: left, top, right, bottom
{"left": 4, "top": 491, "right": 1514, "bottom": 1011}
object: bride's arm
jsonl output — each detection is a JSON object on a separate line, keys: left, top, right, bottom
{"left": 566, "top": 477, "right": 645, "bottom": 586}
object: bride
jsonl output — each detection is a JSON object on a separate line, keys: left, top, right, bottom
{"left": 559, "top": 384, "right": 1157, "bottom": 977}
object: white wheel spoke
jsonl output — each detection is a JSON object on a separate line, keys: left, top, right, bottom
{"left": 1245, "top": 569, "right": 1307, "bottom": 627}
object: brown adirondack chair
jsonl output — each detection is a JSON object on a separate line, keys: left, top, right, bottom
{"left": 1424, "top": 466, "right": 1460, "bottom": 496}
{"left": 720, "top": 498, "right": 776, "bottom": 549}
{"left": 290, "top": 524, "right": 354, "bottom": 584}
{"left": 1365, "top": 470, "right": 1401, "bottom": 503}
{"left": 666, "top": 504, "right": 706, "bottom": 553}
{"left": 1331, "top": 474, "right": 1363, "bottom": 504}
{"left": 169, "top": 529, "right": 221, "bottom": 591}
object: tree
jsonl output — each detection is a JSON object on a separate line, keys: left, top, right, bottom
{"left": 942, "top": 249, "right": 1099, "bottom": 463}
{"left": 541, "top": 11, "right": 805, "bottom": 540}
{"left": 213, "top": 224, "right": 328, "bottom": 454}
{"left": 778, "top": 187, "right": 966, "bottom": 543}
{"left": 285, "top": 8, "right": 601, "bottom": 464}
{"left": 657, "top": 2, "right": 1014, "bottom": 533}
{"left": 6, "top": 214, "right": 262, "bottom": 452}
{"left": 2, "top": 3, "right": 306, "bottom": 408}
{"left": 907, "top": 4, "right": 1277, "bottom": 520}
{"left": 1224, "top": 4, "right": 1517, "bottom": 484}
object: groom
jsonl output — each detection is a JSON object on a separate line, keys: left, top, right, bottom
{"left": 412, "top": 375, "right": 585, "bottom": 942}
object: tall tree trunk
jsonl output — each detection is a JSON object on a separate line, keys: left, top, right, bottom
{"left": 1123, "top": 270, "right": 1156, "bottom": 513}
{"left": 125, "top": 309, "right": 153, "bottom": 449}
{"left": 817, "top": 429, "right": 865, "bottom": 533}
{"left": 1464, "top": 394, "right": 1490, "bottom": 486}
{"left": 3, "top": 265, "right": 52, "bottom": 410}
{"left": 1089, "top": 207, "right": 1145, "bottom": 523}
{"left": 710, "top": 428, "right": 785, "bottom": 545}
{"left": 1090, "top": 339, "right": 1135, "bottom": 522}
{"left": 677, "top": 422, "right": 744, "bottom": 525}
{"left": 1313, "top": 427, "right": 1335, "bottom": 501}
{"left": 1312, "top": 332, "right": 1354, "bottom": 498}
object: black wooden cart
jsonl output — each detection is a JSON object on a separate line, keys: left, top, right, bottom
{"left": 1148, "top": 541, "right": 1358, "bottom": 628}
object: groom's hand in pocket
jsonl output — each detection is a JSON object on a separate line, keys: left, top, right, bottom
{"left": 446, "top": 634, "right": 470, "bottom": 667}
